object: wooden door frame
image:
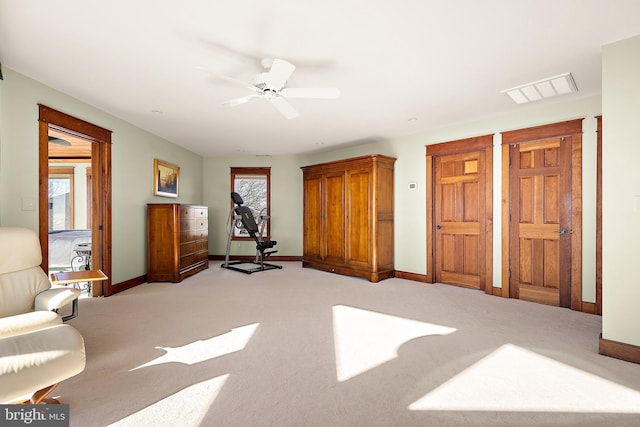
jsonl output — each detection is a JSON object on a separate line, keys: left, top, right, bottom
{"left": 501, "top": 119, "right": 583, "bottom": 310}
{"left": 596, "top": 116, "right": 602, "bottom": 315}
{"left": 426, "top": 134, "right": 494, "bottom": 294}
{"left": 38, "top": 105, "right": 113, "bottom": 296}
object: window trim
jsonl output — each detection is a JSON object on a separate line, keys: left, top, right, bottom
{"left": 230, "top": 167, "right": 271, "bottom": 241}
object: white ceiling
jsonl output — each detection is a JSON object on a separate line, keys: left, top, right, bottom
{"left": 2, "top": 0, "right": 640, "bottom": 157}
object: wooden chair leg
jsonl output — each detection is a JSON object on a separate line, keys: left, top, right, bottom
{"left": 30, "top": 384, "right": 60, "bottom": 404}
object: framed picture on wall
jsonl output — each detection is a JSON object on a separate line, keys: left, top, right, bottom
{"left": 153, "top": 159, "right": 179, "bottom": 198}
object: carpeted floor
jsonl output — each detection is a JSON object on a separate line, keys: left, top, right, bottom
{"left": 57, "top": 262, "right": 640, "bottom": 426}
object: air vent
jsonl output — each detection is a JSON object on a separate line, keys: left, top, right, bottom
{"left": 502, "top": 72, "right": 577, "bottom": 104}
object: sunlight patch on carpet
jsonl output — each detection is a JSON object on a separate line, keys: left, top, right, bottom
{"left": 108, "top": 374, "right": 228, "bottom": 426}
{"left": 131, "top": 323, "right": 259, "bottom": 370}
{"left": 333, "top": 305, "right": 456, "bottom": 382}
{"left": 409, "top": 343, "right": 640, "bottom": 413}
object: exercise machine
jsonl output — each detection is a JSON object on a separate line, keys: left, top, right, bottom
{"left": 222, "top": 192, "right": 282, "bottom": 273}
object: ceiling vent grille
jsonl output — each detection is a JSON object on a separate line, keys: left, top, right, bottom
{"left": 502, "top": 72, "right": 577, "bottom": 104}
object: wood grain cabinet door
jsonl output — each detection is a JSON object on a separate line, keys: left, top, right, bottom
{"left": 346, "top": 168, "right": 372, "bottom": 268}
{"left": 509, "top": 137, "right": 572, "bottom": 307}
{"left": 323, "top": 171, "right": 346, "bottom": 264}
{"left": 303, "top": 173, "right": 323, "bottom": 260}
{"left": 301, "top": 154, "right": 395, "bottom": 282}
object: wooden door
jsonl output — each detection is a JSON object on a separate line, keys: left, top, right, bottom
{"left": 509, "top": 137, "right": 571, "bottom": 307}
{"left": 346, "top": 168, "right": 371, "bottom": 268}
{"left": 434, "top": 151, "right": 486, "bottom": 289}
{"left": 323, "top": 172, "right": 346, "bottom": 264}
{"left": 303, "top": 173, "right": 323, "bottom": 260}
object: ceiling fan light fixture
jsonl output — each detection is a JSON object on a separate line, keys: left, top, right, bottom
{"left": 502, "top": 72, "right": 577, "bottom": 104}
{"left": 214, "top": 57, "right": 339, "bottom": 119}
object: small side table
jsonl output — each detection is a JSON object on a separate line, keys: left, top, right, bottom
{"left": 51, "top": 269, "right": 108, "bottom": 296}
{"left": 49, "top": 270, "right": 108, "bottom": 321}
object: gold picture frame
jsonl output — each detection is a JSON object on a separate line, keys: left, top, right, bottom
{"left": 153, "top": 159, "right": 179, "bottom": 198}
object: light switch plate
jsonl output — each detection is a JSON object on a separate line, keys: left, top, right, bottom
{"left": 22, "top": 197, "right": 35, "bottom": 211}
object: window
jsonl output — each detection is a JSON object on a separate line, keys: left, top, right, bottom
{"left": 48, "top": 167, "right": 75, "bottom": 230}
{"left": 230, "top": 167, "right": 271, "bottom": 240}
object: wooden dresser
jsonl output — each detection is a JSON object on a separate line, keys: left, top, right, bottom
{"left": 301, "top": 154, "right": 396, "bottom": 282}
{"left": 147, "top": 204, "right": 209, "bottom": 282}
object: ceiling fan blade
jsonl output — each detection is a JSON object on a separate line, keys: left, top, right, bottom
{"left": 270, "top": 96, "right": 300, "bottom": 119}
{"left": 263, "top": 59, "right": 295, "bottom": 90}
{"left": 48, "top": 136, "right": 71, "bottom": 146}
{"left": 196, "top": 66, "right": 260, "bottom": 92}
{"left": 281, "top": 87, "right": 341, "bottom": 99}
{"left": 222, "top": 94, "right": 261, "bottom": 107}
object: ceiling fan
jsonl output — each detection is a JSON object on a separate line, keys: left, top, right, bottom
{"left": 203, "top": 58, "right": 340, "bottom": 119}
{"left": 48, "top": 136, "right": 71, "bottom": 146}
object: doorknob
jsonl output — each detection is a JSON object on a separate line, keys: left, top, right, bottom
{"left": 436, "top": 225, "right": 442, "bottom": 230}
{"left": 558, "top": 228, "right": 568, "bottom": 235}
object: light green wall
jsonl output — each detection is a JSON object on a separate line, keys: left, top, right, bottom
{"left": 0, "top": 68, "right": 204, "bottom": 284}
{"left": 602, "top": 35, "right": 640, "bottom": 346}
{"left": 299, "top": 96, "right": 600, "bottom": 301}
{"left": 204, "top": 155, "right": 304, "bottom": 257}
{"left": 0, "top": 66, "right": 602, "bottom": 306}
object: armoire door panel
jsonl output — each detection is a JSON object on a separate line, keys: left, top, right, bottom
{"left": 303, "top": 175, "right": 323, "bottom": 259}
{"left": 347, "top": 169, "right": 371, "bottom": 266}
{"left": 324, "top": 173, "right": 345, "bottom": 262}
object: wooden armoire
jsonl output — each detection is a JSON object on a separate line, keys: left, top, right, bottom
{"left": 147, "top": 203, "right": 209, "bottom": 283}
{"left": 301, "top": 154, "right": 396, "bottom": 282}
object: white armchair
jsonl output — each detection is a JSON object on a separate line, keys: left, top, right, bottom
{"left": 0, "top": 227, "right": 86, "bottom": 404}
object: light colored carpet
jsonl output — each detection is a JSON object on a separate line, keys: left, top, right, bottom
{"left": 57, "top": 262, "right": 640, "bottom": 426}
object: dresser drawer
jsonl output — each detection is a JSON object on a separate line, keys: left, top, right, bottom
{"left": 180, "top": 229, "right": 208, "bottom": 243}
{"left": 180, "top": 230, "right": 192, "bottom": 244}
{"left": 180, "top": 241, "right": 208, "bottom": 256}
{"left": 195, "top": 218, "right": 208, "bottom": 230}
{"left": 193, "top": 229, "right": 208, "bottom": 241}
{"left": 194, "top": 208, "right": 208, "bottom": 219}
{"left": 179, "top": 205, "right": 194, "bottom": 218}
{"left": 180, "top": 250, "right": 209, "bottom": 269}
{"left": 180, "top": 218, "right": 195, "bottom": 231}
{"left": 180, "top": 242, "right": 197, "bottom": 256}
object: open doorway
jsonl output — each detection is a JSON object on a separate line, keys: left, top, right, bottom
{"left": 38, "top": 105, "right": 112, "bottom": 297}
{"left": 47, "top": 129, "right": 93, "bottom": 295}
